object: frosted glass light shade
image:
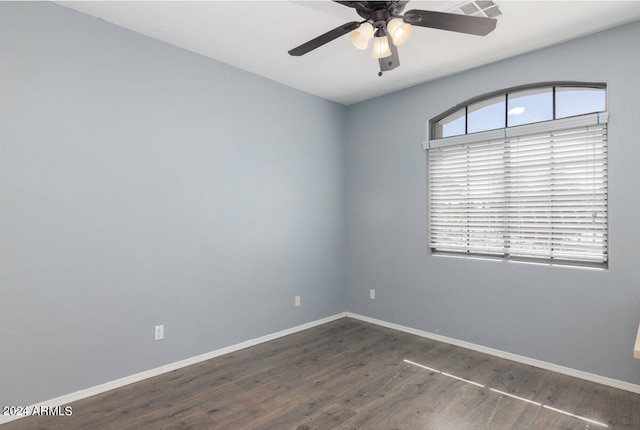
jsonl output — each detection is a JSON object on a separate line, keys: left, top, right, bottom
{"left": 349, "top": 22, "right": 374, "bottom": 50}
{"left": 387, "top": 18, "right": 412, "bottom": 46}
{"left": 371, "top": 35, "right": 391, "bottom": 59}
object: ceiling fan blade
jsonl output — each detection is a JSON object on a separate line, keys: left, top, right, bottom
{"left": 379, "top": 35, "right": 400, "bottom": 73}
{"left": 403, "top": 10, "right": 497, "bottom": 36}
{"left": 333, "top": 1, "right": 368, "bottom": 9}
{"left": 288, "top": 21, "right": 361, "bottom": 56}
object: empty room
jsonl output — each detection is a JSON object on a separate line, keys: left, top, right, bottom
{"left": 2, "top": 1, "right": 640, "bottom": 429}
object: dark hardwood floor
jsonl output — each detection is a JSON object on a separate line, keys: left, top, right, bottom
{"left": 3, "top": 318, "right": 639, "bottom": 429}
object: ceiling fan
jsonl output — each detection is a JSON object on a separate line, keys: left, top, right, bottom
{"left": 288, "top": 1, "right": 497, "bottom": 76}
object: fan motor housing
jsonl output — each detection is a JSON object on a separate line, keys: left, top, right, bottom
{"left": 355, "top": 1, "right": 408, "bottom": 20}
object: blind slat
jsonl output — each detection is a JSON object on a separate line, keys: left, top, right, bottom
{"left": 428, "top": 114, "right": 608, "bottom": 266}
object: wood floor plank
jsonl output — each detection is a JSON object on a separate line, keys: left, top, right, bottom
{"left": 3, "top": 318, "right": 639, "bottom": 429}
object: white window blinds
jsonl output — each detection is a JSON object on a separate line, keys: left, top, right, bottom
{"left": 428, "top": 113, "right": 608, "bottom": 267}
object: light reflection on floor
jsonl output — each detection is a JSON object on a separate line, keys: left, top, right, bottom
{"left": 404, "top": 358, "right": 609, "bottom": 428}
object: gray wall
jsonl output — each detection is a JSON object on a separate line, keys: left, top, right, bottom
{"left": 345, "top": 21, "right": 640, "bottom": 384}
{"left": 0, "top": 2, "right": 347, "bottom": 406}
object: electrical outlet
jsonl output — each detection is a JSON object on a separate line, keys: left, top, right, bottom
{"left": 154, "top": 324, "right": 164, "bottom": 341}
{"left": 370, "top": 289, "right": 375, "bottom": 300}
{"left": 294, "top": 295, "right": 301, "bottom": 307}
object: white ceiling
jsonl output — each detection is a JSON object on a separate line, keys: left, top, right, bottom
{"left": 56, "top": 1, "right": 640, "bottom": 105}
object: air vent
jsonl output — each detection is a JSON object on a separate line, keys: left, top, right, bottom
{"left": 483, "top": 6, "right": 502, "bottom": 18}
{"left": 459, "top": 3, "right": 480, "bottom": 15}
{"left": 450, "top": 1, "right": 503, "bottom": 18}
{"left": 475, "top": 0, "right": 496, "bottom": 10}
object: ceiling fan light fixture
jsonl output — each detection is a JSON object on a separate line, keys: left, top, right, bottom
{"left": 371, "top": 34, "right": 391, "bottom": 59}
{"left": 349, "top": 22, "right": 374, "bottom": 50}
{"left": 387, "top": 18, "right": 412, "bottom": 46}
{"left": 288, "top": 1, "right": 498, "bottom": 74}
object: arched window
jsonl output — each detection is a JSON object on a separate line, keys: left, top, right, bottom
{"left": 427, "top": 83, "right": 608, "bottom": 268}
{"left": 432, "top": 82, "right": 606, "bottom": 138}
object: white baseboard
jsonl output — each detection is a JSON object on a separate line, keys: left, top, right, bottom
{"left": 346, "top": 312, "right": 640, "bottom": 395}
{"left": 5, "top": 311, "right": 638, "bottom": 426}
{"left": 0, "top": 312, "right": 348, "bottom": 426}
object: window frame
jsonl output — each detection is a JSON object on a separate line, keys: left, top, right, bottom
{"left": 431, "top": 82, "right": 606, "bottom": 140}
{"left": 427, "top": 82, "right": 608, "bottom": 269}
